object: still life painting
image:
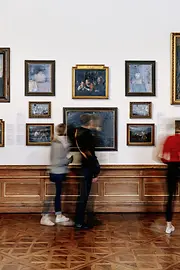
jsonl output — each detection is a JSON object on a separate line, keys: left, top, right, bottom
{"left": 25, "top": 60, "right": 55, "bottom": 96}
{"left": 125, "top": 61, "right": 155, "bottom": 96}
{"left": 72, "top": 65, "right": 109, "bottom": 99}
{"left": 63, "top": 107, "right": 117, "bottom": 151}
{"left": 127, "top": 124, "right": 155, "bottom": 146}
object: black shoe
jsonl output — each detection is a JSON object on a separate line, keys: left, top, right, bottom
{"left": 74, "top": 223, "right": 93, "bottom": 229}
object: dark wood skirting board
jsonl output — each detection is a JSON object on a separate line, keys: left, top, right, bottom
{"left": 0, "top": 164, "right": 176, "bottom": 213}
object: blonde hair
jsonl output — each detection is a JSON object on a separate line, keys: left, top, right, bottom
{"left": 55, "top": 123, "right": 66, "bottom": 136}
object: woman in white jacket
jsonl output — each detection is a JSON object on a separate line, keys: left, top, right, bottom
{"left": 40, "top": 124, "right": 73, "bottom": 226}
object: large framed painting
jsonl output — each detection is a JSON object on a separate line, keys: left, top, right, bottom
{"left": 72, "top": 65, "right": 109, "bottom": 99}
{"left": 26, "top": 123, "right": 54, "bottom": 146}
{"left": 127, "top": 123, "right": 155, "bottom": 146}
{"left": 63, "top": 107, "right": 117, "bottom": 151}
{"left": 29, "top": 101, "right": 51, "bottom": 118}
{"left": 125, "top": 61, "right": 155, "bottom": 96}
{"left": 171, "top": 33, "right": 180, "bottom": 104}
{"left": 25, "top": 60, "right": 55, "bottom": 96}
{"left": 0, "top": 119, "right": 5, "bottom": 147}
{"left": 0, "top": 48, "right": 10, "bottom": 102}
{"left": 130, "top": 102, "right": 152, "bottom": 119}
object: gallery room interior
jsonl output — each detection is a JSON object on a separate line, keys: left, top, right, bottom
{"left": 1, "top": 0, "right": 180, "bottom": 269}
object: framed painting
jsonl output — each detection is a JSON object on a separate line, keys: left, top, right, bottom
{"left": 29, "top": 101, "right": 51, "bottom": 118}
{"left": 171, "top": 33, "right": 180, "bottom": 104}
{"left": 0, "top": 48, "right": 10, "bottom": 102}
{"left": 25, "top": 60, "right": 55, "bottom": 96}
{"left": 125, "top": 61, "right": 155, "bottom": 96}
{"left": 26, "top": 123, "right": 54, "bottom": 146}
{"left": 0, "top": 119, "right": 5, "bottom": 147}
{"left": 127, "top": 124, "right": 155, "bottom": 146}
{"left": 175, "top": 120, "right": 180, "bottom": 133}
{"left": 72, "top": 65, "right": 109, "bottom": 99}
{"left": 63, "top": 107, "right": 117, "bottom": 151}
{"left": 130, "top": 102, "right": 152, "bottom": 119}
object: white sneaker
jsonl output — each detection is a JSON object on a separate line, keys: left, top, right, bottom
{"left": 55, "top": 215, "right": 69, "bottom": 223}
{"left": 40, "top": 216, "right": 55, "bottom": 226}
{"left": 165, "top": 225, "right": 175, "bottom": 234}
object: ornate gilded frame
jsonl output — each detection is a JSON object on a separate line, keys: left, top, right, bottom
{"left": 127, "top": 123, "right": 155, "bottom": 146}
{"left": 26, "top": 123, "right": 54, "bottom": 146}
{"left": 72, "top": 64, "right": 109, "bottom": 99}
{"left": 29, "top": 101, "right": 51, "bottom": 118}
{"left": 0, "top": 119, "right": 5, "bottom": 147}
{"left": 171, "top": 33, "right": 180, "bottom": 104}
{"left": 129, "top": 102, "right": 152, "bottom": 119}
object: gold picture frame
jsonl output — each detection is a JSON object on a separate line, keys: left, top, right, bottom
{"left": 26, "top": 123, "right": 54, "bottom": 146}
{"left": 0, "top": 119, "right": 5, "bottom": 147}
{"left": 130, "top": 102, "right": 152, "bottom": 119}
{"left": 72, "top": 64, "right": 109, "bottom": 99}
{"left": 127, "top": 123, "right": 155, "bottom": 146}
{"left": 29, "top": 101, "right": 51, "bottom": 118}
{"left": 171, "top": 33, "right": 180, "bottom": 104}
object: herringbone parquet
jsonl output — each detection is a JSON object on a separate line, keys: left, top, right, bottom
{"left": 0, "top": 213, "right": 180, "bottom": 269}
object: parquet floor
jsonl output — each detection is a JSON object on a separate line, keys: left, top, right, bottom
{"left": 1, "top": 214, "right": 180, "bottom": 270}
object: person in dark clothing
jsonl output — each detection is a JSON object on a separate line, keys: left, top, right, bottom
{"left": 74, "top": 114, "right": 100, "bottom": 229}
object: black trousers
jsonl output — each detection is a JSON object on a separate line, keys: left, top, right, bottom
{"left": 75, "top": 167, "right": 93, "bottom": 224}
{"left": 166, "top": 162, "right": 180, "bottom": 222}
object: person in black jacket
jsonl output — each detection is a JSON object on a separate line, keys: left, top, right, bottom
{"left": 74, "top": 114, "right": 100, "bottom": 229}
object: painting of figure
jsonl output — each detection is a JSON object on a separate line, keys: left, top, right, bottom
{"left": 72, "top": 65, "right": 109, "bottom": 99}
{"left": 29, "top": 102, "right": 51, "bottom": 118}
{"left": 63, "top": 107, "right": 117, "bottom": 151}
{"left": 26, "top": 124, "right": 54, "bottom": 146}
{"left": 25, "top": 61, "right": 55, "bottom": 96}
{"left": 125, "top": 61, "right": 155, "bottom": 96}
{"left": 127, "top": 124, "right": 155, "bottom": 146}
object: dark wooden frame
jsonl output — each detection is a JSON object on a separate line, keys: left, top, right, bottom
{"left": 25, "top": 60, "right": 55, "bottom": 96}
{"left": 130, "top": 102, "right": 152, "bottom": 119}
{"left": 26, "top": 123, "right": 54, "bottom": 146}
{"left": 0, "top": 48, "right": 10, "bottom": 102}
{"left": 29, "top": 101, "right": 51, "bottom": 118}
{"left": 63, "top": 107, "right": 118, "bottom": 151}
{"left": 127, "top": 123, "right": 155, "bottom": 146}
{"left": 125, "top": 60, "right": 156, "bottom": 96}
{"left": 0, "top": 119, "right": 5, "bottom": 147}
{"left": 72, "top": 64, "right": 109, "bottom": 99}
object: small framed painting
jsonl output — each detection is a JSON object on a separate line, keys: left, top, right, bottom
{"left": 0, "top": 48, "right": 10, "bottom": 102}
{"left": 0, "top": 119, "right": 5, "bottom": 147}
{"left": 72, "top": 64, "right": 109, "bottom": 99}
{"left": 127, "top": 124, "right": 155, "bottom": 146}
{"left": 29, "top": 102, "right": 51, "bottom": 118}
{"left": 26, "top": 123, "right": 54, "bottom": 146}
{"left": 130, "top": 102, "right": 152, "bottom": 119}
{"left": 125, "top": 61, "right": 155, "bottom": 96}
{"left": 175, "top": 120, "right": 180, "bottom": 133}
{"left": 25, "top": 60, "right": 55, "bottom": 96}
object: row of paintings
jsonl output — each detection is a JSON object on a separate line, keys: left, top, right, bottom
{"left": 28, "top": 101, "right": 152, "bottom": 119}
{"left": 0, "top": 32, "right": 180, "bottom": 103}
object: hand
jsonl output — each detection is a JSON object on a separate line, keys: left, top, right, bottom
{"left": 68, "top": 155, "right": 73, "bottom": 163}
{"left": 92, "top": 177, "right": 98, "bottom": 183}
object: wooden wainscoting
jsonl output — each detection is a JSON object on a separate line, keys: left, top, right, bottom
{"left": 0, "top": 164, "right": 178, "bottom": 213}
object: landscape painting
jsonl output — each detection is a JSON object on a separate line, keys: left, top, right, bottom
{"left": 63, "top": 107, "right": 117, "bottom": 151}
{"left": 26, "top": 124, "right": 54, "bottom": 146}
{"left": 127, "top": 124, "right": 155, "bottom": 146}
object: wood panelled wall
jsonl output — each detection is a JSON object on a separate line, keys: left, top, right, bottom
{"left": 0, "top": 165, "right": 177, "bottom": 213}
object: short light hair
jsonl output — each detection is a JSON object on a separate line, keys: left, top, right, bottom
{"left": 55, "top": 123, "right": 66, "bottom": 136}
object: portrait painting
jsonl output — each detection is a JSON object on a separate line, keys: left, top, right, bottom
{"left": 0, "top": 119, "right": 5, "bottom": 147}
{"left": 26, "top": 123, "right": 54, "bottom": 146}
{"left": 29, "top": 102, "right": 51, "bottom": 118}
{"left": 175, "top": 120, "right": 180, "bottom": 133}
{"left": 63, "top": 107, "right": 117, "bottom": 151}
{"left": 0, "top": 48, "right": 10, "bottom": 102}
{"left": 130, "top": 102, "right": 152, "bottom": 118}
{"left": 25, "top": 60, "right": 55, "bottom": 96}
{"left": 125, "top": 61, "right": 155, "bottom": 96}
{"left": 72, "top": 65, "right": 109, "bottom": 99}
{"left": 127, "top": 124, "right": 155, "bottom": 146}
{"left": 171, "top": 33, "right": 180, "bottom": 104}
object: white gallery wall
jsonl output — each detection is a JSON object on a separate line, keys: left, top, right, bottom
{"left": 0, "top": 0, "right": 179, "bottom": 165}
